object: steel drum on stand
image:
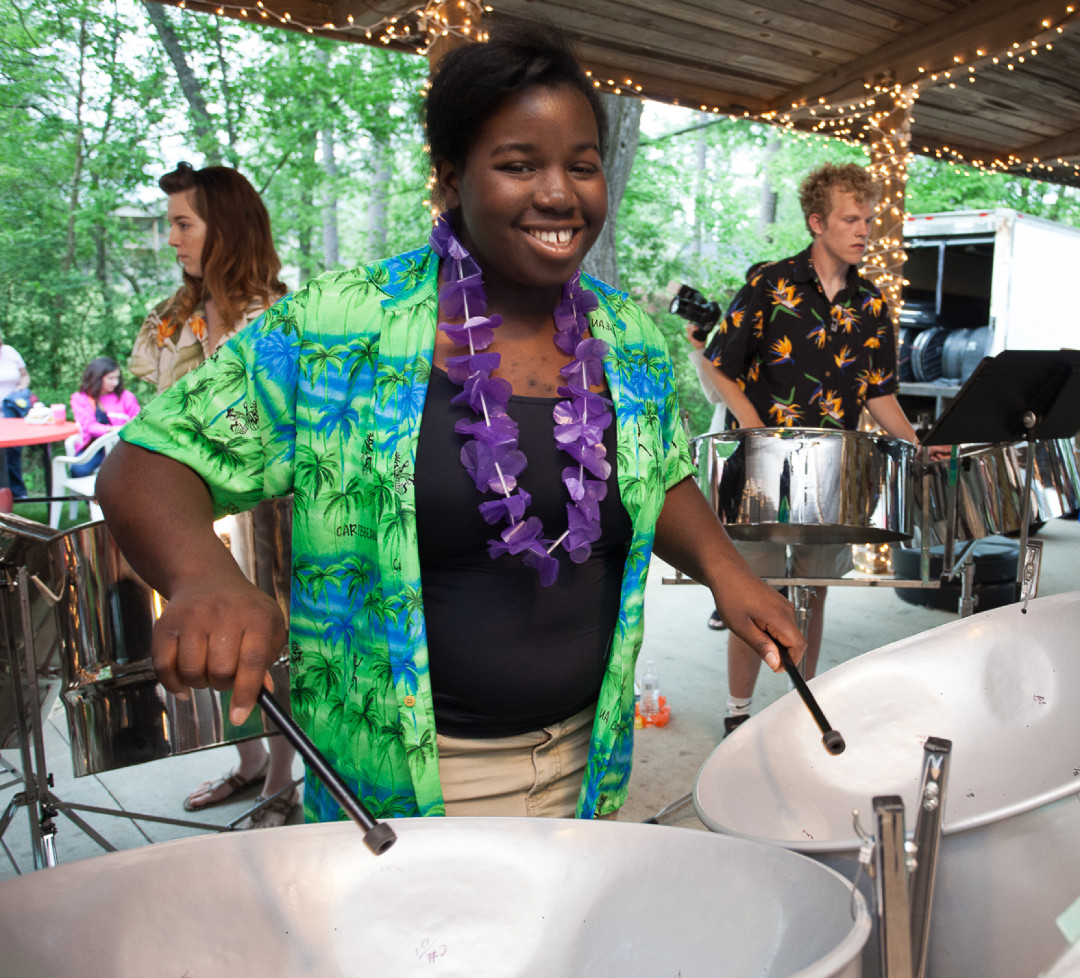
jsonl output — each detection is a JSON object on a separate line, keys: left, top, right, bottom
{"left": 37, "top": 515, "right": 286, "bottom": 776}
{"left": 694, "top": 591, "right": 1080, "bottom": 978}
{"left": 693, "top": 428, "right": 913, "bottom": 545}
{"left": 0, "top": 817, "right": 870, "bottom": 977}
{"left": 1016, "top": 437, "right": 1080, "bottom": 521}
{"left": 910, "top": 442, "right": 1031, "bottom": 546}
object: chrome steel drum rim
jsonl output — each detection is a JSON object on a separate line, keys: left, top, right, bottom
{"left": 694, "top": 591, "right": 1080, "bottom": 848}
{"left": 0, "top": 818, "right": 871, "bottom": 978}
{"left": 693, "top": 426, "right": 914, "bottom": 545}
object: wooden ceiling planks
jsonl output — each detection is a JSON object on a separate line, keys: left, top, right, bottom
{"left": 145, "top": 0, "right": 1080, "bottom": 185}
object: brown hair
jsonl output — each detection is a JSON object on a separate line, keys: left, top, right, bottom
{"left": 798, "top": 163, "right": 880, "bottom": 234}
{"left": 159, "top": 162, "right": 286, "bottom": 329}
{"left": 79, "top": 356, "right": 125, "bottom": 399}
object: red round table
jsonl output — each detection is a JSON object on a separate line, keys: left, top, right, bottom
{"left": 0, "top": 419, "right": 81, "bottom": 494}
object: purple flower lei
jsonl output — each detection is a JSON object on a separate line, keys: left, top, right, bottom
{"left": 429, "top": 214, "right": 612, "bottom": 587}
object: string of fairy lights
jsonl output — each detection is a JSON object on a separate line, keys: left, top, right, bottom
{"left": 169, "top": 1, "right": 1080, "bottom": 181}
{"left": 172, "top": 0, "right": 489, "bottom": 50}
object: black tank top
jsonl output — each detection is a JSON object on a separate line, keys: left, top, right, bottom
{"left": 414, "top": 366, "right": 632, "bottom": 737}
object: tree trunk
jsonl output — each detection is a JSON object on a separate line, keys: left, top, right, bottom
{"left": 53, "top": 16, "right": 88, "bottom": 384}
{"left": 320, "top": 129, "right": 340, "bottom": 269}
{"left": 366, "top": 142, "right": 391, "bottom": 260}
{"left": 758, "top": 134, "right": 780, "bottom": 240}
{"left": 582, "top": 92, "right": 642, "bottom": 289}
{"left": 692, "top": 113, "right": 708, "bottom": 259}
{"left": 143, "top": 1, "right": 222, "bottom": 165}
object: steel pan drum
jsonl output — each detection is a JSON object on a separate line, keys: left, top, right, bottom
{"left": 0, "top": 514, "right": 63, "bottom": 750}
{"left": 0, "top": 817, "right": 870, "bottom": 977}
{"left": 0, "top": 513, "right": 288, "bottom": 776}
{"left": 1017, "top": 437, "right": 1080, "bottom": 521}
{"left": 694, "top": 591, "right": 1080, "bottom": 978}
{"left": 693, "top": 428, "right": 913, "bottom": 544}
{"left": 911, "top": 441, "right": 1032, "bottom": 545}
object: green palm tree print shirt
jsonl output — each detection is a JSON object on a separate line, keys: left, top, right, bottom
{"left": 121, "top": 243, "right": 694, "bottom": 820}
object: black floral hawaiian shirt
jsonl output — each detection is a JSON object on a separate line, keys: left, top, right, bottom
{"left": 704, "top": 246, "right": 898, "bottom": 429}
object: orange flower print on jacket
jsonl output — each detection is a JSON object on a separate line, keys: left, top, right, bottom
{"left": 156, "top": 316, "right": 177, "bottom": 348}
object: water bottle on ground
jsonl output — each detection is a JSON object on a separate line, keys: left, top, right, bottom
{"left": 639, "top": 660, "right": 660, "bottom": 719}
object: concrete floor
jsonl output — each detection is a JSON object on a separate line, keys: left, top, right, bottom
{"left": 0, "top": 517, "right": 1077, "bottom": 879}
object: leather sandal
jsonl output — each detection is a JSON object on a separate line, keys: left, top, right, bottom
{"left": 237, "top": 791, "right": 299, "bottom": 830}
{"left": 183, "top": 758, "right": 269, "bottom": 812}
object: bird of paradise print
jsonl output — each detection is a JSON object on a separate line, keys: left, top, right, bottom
{"left": 747, "top": 360, "right": 761, "bottom": 384}
{"left": 752, "top": 309, "right": 765, "bottom": 338}
{"left": 768, "top": 387, "right": 802, "bottom": 426}
{"left": 868, "top": 367, "right": 894, "bottom": 388}
{"left": 807, "top": 317, "right": 827, "bottom": 350}
{"left": 768, "top": 278, "right": 802, "bottom": 319}
{"left": 855, "top": 369, "right": 870, "bottom": 400}
{"left": 769, "top": 399, "right": 802, "bottom": 426}
{"left": 770, "top": 335, "right": 794, "bottom": 365}
{"left": 862, "top": 293, "right": 886, "bottom": 317}
{"left": 831, "top": 304, "right": 858, "bottom": 333}
{"left": 819, "top": 391, "right": 844, "bottom": 426}
{"left": 833, "top": 345, "right": 856, "bottom": 372}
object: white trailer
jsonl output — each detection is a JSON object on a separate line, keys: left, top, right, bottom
{"left": 898, "top": 208, "right": 1080, "bottom": 420}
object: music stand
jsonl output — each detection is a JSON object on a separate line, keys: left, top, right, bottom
{"left": 920, "top": 349, "right": 1080, "bottom": 600}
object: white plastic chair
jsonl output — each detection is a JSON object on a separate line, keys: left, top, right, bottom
{"left": 49, "top": 430, "right": 121, "bottom": 528}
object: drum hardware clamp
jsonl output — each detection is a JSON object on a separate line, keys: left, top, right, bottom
{"left": 850, "top": 736, "right": 952, "bottom": 978}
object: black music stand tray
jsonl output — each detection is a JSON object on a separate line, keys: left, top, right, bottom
{"left": 920, "top": 349, "right": 1080, "bottom": 600}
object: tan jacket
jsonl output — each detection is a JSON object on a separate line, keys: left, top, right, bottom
{"left": 128, "top": 291, "right": 283, "bottom": 393}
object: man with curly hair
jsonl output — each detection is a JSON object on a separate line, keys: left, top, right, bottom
{"left": 698, "top": 162, "right": 934, "bottom": 736}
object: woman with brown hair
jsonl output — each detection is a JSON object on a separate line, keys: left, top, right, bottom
{"left": 128, "top": 163, "right": 297, "bottom": 828}
{"left": 130, "top": 163, "right": 287, "bottom": 391}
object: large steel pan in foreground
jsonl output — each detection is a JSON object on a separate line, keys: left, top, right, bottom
{"left": 0, "top": 817, "right": 871, "bottom": 978}
{"left": 693, "top": 428, "right": 913, "bottom": 545}
{"left": 694, "top": 591, "right": 1080, "bottom": 978}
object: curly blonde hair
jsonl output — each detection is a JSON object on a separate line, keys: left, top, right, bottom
{"left": 798, "top": 163, "right": 880, "bottom": 234}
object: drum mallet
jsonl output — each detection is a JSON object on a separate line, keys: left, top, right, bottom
{"left": 777, "top": 644, "right": 846, "bottom": 755}
{"left": 257, "top": 688, "right": 397, "bottom": 855}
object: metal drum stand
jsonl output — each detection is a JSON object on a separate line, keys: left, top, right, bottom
{"left": 0, "top": 524, "right": 296, "bottom": 873}
{"left": 854, "top": 737, "right": 951, "bottom": 978}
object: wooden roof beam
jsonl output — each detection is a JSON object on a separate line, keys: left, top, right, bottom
{"left": 771, "top": 0, "right": 1080, "bottom": 111}
{"left": 1015, "top": 127, "right": 1080, "bottom": 164}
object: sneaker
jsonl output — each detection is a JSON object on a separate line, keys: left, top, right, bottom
{"left": 723, "top": 714, "right": 750, "bottom": 738}
{"left": 707, "top": 610, "right": 727, "bottom": 631}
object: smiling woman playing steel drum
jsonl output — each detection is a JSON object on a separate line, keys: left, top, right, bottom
{"left": 96, "top": 24, "right": 802, "bottom": 825}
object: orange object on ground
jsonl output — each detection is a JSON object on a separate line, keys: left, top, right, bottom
{"left": 634, "top": 695, "right": 671, "bottom": 728}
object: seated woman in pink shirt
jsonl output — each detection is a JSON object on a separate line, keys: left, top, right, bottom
{"left": 69, "top": 357, "right": 140, "bottom": 477}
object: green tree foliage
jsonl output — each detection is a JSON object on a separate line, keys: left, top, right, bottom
{"left": 619, "top": 111, "right": 1080, "bottom": 434}
{"left": 1, "top": 0, "right": 431, "bottom": 413}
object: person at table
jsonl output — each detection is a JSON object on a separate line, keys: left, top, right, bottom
{"left": 97, "top": 23, "right": 804, "bottom": 823}
{"left": 126, "top": 161, "right": 298, "bottom": 829}
{"left": 68, "top": 357, "right": 141, "bottom": 477}
{"left": 0, "top": 332, "right": 33, "bottom": 497}
{"left": 699, "top": 162, "right": 946, "bottom": 736}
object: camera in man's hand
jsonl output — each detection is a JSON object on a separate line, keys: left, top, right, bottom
{"left": 668, "top": 283, "right": 721, "bottom": 342}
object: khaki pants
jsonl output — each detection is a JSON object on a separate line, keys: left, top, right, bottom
{"left": 437, "top": 703, "right": 615, "bottom": 819}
